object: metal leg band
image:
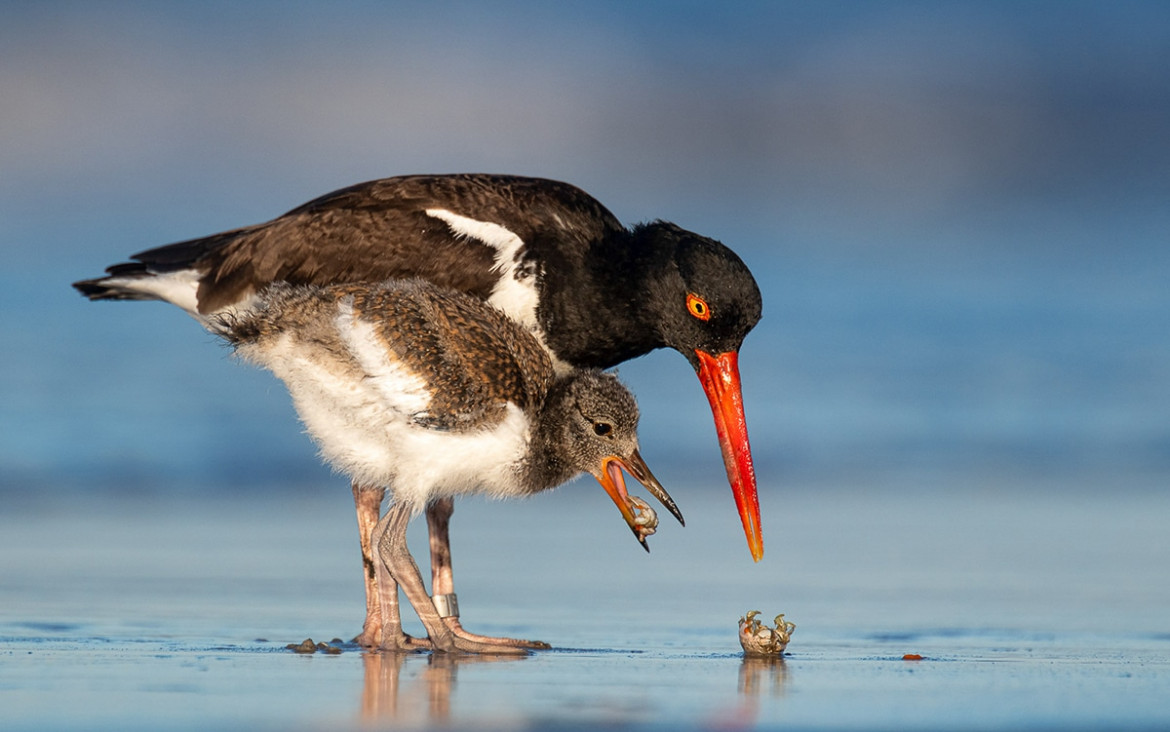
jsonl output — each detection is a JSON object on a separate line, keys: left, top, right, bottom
{"left": 432, "top": 593, "right": 459, "bottom": 619}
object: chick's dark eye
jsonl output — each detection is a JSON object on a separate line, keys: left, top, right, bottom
{"left": 593, "top": 422, "right": 612, "bottom": 437}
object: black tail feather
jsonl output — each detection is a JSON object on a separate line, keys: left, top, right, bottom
{"left": 72, "top": 259, "right": 157, "bottom": 301}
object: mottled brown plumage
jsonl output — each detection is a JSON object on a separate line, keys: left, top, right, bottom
{"left": 215, "top": 279, "right": 682, "bottom": 653}
{"left": 73, "top": 172, "right": 761, "bottom": 650}
{"left": 226, "top": 281, "right": 554, "bottom": 432}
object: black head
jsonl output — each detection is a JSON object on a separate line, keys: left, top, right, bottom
{"left": 636, "top": 222, "right": 765, "bottom": 561}
{"left": 638, "top": 222, "right": 763, "bottom": 370}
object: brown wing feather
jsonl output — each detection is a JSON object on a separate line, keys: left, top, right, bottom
{"left": 123, "top": 174, "right": 624, "bottom": 314}
{"left": 200, "top": 207, "right": 497, "bottom": 312}
{"left": 220, "top": 280, "right": 555, "bottom": 431}
{"left": 350, "top": 281, "right": 554, "bottom": 431}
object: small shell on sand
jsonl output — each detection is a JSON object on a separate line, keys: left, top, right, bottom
{"left": 286, "top": 638, "right": 344, "bottom": 654}
{"left": 738, "top": 611, "right": 795, "bottom": 656}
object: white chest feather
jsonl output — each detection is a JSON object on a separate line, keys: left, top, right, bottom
{"left": 237, "top": 299, "right": 534, "bottom": 509}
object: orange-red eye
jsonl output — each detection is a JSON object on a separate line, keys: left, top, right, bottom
{"left": 686, "top": 293, "right": 711, "bottom": 321}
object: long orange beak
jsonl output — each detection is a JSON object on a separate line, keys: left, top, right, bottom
{"left": 695, "top": 349, "right": 763, "bottom": 561}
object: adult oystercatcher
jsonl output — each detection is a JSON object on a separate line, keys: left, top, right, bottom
{"left": 73, "top": 173, "right": 763, "bottom": 648}
{"left": 215, "top": 280, "right": 683, "bottom": 653}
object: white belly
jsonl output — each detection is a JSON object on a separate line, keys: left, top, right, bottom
{"left": 235, "top": 303, "right": 534, "bottom": 509}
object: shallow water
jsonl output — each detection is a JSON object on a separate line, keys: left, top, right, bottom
{"left": 3, "top": 4, "right": 1169, "bottom": 729}
{"left": 3, "top": 477, "right": 1168, "bottom": 731}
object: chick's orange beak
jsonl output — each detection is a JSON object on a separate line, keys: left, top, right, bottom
{"left": 597, "top": 452, "right": 683, "bottom": 552}
{"left": 695, "top": 349, "right": 763, "bottom": 561}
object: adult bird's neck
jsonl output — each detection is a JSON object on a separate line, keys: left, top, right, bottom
{"left": 536, "top": 226, "right": 673, "bottom": 370}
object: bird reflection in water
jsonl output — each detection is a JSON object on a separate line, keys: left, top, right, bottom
{"left": 359, "top": 651, "right": 523, "bottom": 725}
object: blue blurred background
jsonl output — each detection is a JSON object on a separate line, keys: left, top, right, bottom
{"left": 2, "top": 0, "right": 1167, "bottom": 500}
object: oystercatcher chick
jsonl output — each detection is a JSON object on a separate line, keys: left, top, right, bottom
{"left": 215, "top": 279, "right": 683, "bottom": 653}
{"left": 73, "top": 173, "right": 763, "bottom": 648}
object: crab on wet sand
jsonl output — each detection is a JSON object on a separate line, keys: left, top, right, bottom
{"left": 738, "top": 610, "right": 795, "bottom": 656}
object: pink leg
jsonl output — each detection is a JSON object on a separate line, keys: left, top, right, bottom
{"left": 376, "top": 500, "right": 526, "bottom": 654}
{"left": 352, "top": 483, "right": 386, "bottom": 648}
{"left": 427, "top": 498, "right": 550, "bottom": 650}
{"left": 351, "top": 483, "right": 425, "bottom": 651}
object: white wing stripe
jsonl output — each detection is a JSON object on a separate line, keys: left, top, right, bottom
{"left": 334, "top": 297, "right": 432, "bottom": 415}
{"left": 425, "top": 208, "right": 542, "bottom": 336}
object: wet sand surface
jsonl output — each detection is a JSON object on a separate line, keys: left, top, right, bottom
{"left": 3, "top": 477, "right": 1168, "bottom": 731}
